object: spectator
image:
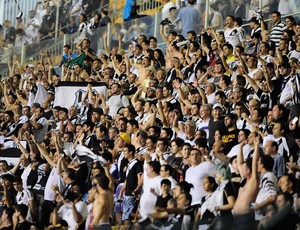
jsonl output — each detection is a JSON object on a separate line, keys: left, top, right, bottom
{"left": 38, "top": 6, "right": 55, "bottom": 40}
{"left": 185, "top": 148, "right": 216, "bottom": 206}
{"left": 177, "top": 0, "right": 200, "bottom": 37}
{"left": 51, "top": 185, "right": 88, "bottom": 229}
{"left": 13, "top": 204, "right": 31, "bottom": 230}
{"left": 3, "top": 20, "right": 16, "bottom": 46}
{"left": 99, "top": 8, "right": 111, "bottom": 27}
{"left": 270, "top": 11, "right": 286, "bottom": 48}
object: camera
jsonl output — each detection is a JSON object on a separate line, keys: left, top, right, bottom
{"left": 160, "top": 18, "right": 172, "bottom": 26}
{"left": 176, "top": 40, "right": 190, "bottom": 47}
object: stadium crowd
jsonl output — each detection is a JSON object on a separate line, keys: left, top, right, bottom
{"left": 0, "top": 0, "right": 300, "bottom": 229}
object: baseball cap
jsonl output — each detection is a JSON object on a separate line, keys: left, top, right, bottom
{"left": 224, "top": 113, "right": 237, "bottom": 120}
{"left": 47, "top": 90, "right": 55, "bottom": 95}
{"left": 59, "top": 107, "right": 68, "bottom": 114}
{"left": 26, "top": 64, "right": 35, "bottom": 68}
{"left": 148, "top": 87, "right": 157, "bottom": 91}
{"left": 119, "top": 133, "right": 131, "bottom": 144}
{"left": 213, "top": 103, "right": 223, "bottom": 110}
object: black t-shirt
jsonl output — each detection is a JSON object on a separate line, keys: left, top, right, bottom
{"left": 155, "top": 194, "right": 172, "bottom": 208}
{"left": 256, "top": 88, "right": 271, "bottom": 117}
{"left": 208, "top": 118, "right": 226, "bottom": 147}
{"left": 220, "top": 181, "right": 236, "bottom": 217}
{"left": 16, "top": 221, "right": 31, "bottom": 230}
{"left": 221, "top": 128, "right": 239, "bottom": 154}
{"left": 166, "top": 97, "right": 180, "bottom": 112}
{"left": 123, "top": 84, "right": 137, "bottom": 96}
{"left": 0, "top": 225, "right": 13, "bottom": 230}
{"left": 125, "top": 159, "right": 143, "bottom": 195}
{"left": 117, "top": 153, "right": 129, "bottom": 184}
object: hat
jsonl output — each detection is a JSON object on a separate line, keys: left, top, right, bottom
{"left": 47, "top": 90, "right": 55, "bottom": 95}
{"left": 119, "top": 133, "right": 131, "bottom": 144}
{"left": 213, "top": 103, "right": 223, "bottom": 110}
{"left": 148, "top": 87, "right": 157, "bottom": 91}
{"left": 169, "top": 6, "right": 177, "bottom": 12}
{"left": 249, "top": 17, "right": 259, "bottom": 24}
{"left": 59, "top": 107, "right": 68, "bottom": 114}
{"left": 224, "top": 113, "right": 237, "bottom": 120}
{"left": 26, "top": 64, "right": 35, "bottom": 68}
{"left": 279, "top": 62, "right": 291, "bottom": 69}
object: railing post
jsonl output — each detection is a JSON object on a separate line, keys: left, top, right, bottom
{"left": 21, "top": 44, "right": 26, "bottom": 65}
{"left": 204, "top": 0, "right": 209, "bottom": 29}
{"left": 55, "top": 1, "right": 60, "bottom": 41}
{"left": 259, "top": 0, "right": 262, "bottom": 12}
{"left": 154, "top": 12, "right": 159, "bottom": 38}
{"left": 107, "top": 23, "right": 112, "bottom": 51}
{"left": 63, "top": 34, "right": 67, "bottom": 46}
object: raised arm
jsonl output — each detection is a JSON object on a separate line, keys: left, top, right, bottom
{"left": 32, "top": 135, "right": 55, "bottom": 167}
{"left": 243, "top": 72, "right": 259, "bottom": 92}
{"left": 237, "top": 140, "right": 247, "bottom": 178}
{"left": 252, "top": 136, "right": 260, "bottom": 179}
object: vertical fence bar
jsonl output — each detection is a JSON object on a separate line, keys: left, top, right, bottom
{"left": 154, "top": 12, "right": 159, "bottom": 38}
{"left": 21, "top": 44, "right": 26, "bottom": 65}
{"left": 204, "top": 0, "right": 209, "bottom": 29}
{"left": 107, "top": 23, "right": 111, "bottom": 51}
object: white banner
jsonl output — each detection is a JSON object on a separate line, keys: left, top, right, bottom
{"left": 53, "top": 82, "right": 108, "bottom": 109}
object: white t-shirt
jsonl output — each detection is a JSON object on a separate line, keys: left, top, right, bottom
{"left": 280, "top": 77, "right": 293, "bottom": 105}
{"left": 21, "top": 164, "right": 32, "bottom": 190}
{"left": 139, "top": 175, "right": 163, "bottom": 219}
{"left": 255, "top": 172, "right": 278, "bottom": 220}
{"left": 185, "top": 162, "right": 217, "bottom": 205}
{"left": 32, "top": 116, "right": 49, "bottom": 143}
{"left": 16, "top": 189, "right": 33, "bottom": 222}
{"left": 44, "top": 167, "right": 65, "bottom": 201}
{"left": 224, "top": 27, "right": 243, "bottom": 49}
{"left": 162, "top": 2, "right": 176, "bottom": 19}
{"left": 58, "top": 201, "right": 88, "bottom": 230}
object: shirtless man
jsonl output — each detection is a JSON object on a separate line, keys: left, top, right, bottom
{"left": 233, "top": 137, "right": 260, "bottom": 230}
{"left": 93, "top": 174, "right": 114, "bottom": 230}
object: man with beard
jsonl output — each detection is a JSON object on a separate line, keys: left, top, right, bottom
{"left": 221, "top": 113, "right": 239, "bottom": 154}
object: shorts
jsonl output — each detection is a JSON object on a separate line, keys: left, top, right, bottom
{"left": 122, "top": 195, "right": 135, "bottom": 220}
{"left": 94, "top": 223, "right": 112, "bottom": 230}
{"left": 114, "top": 183, "right": 124, "bottom": 213}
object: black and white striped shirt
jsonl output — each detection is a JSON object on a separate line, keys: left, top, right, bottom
{"left": 270, "top": 21, "right": 286, "bottom": 47}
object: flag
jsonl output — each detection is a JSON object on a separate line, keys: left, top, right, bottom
{"left": 67, "top": 53, "right": 86, "bottom": 69}
{"left": 73, "top": 144, "right": 107, "bottom": 164}
{"left": 0, "top": 148, "right": 22, "bottom": 166}
{"left": 53, "top": 81, "right": 108, "bottom": 109}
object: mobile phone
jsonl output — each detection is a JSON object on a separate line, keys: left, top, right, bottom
{"left": 292, "top": 117, "right": 299, "bottom": 125}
